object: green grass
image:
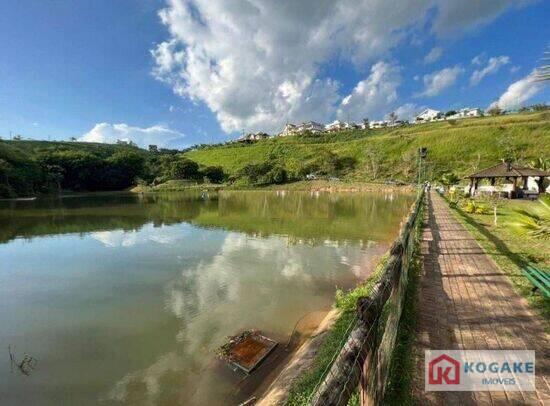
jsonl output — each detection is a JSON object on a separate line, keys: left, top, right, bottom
{"left": 185, "top": 112, "right": 550, "bottom": 182}
{"left": 383, "top": 203, "right": 424, "bottom": 405}
{"left": 443, "top": 195, "right": 550, "bottom": 321}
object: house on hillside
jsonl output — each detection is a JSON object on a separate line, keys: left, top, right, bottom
{"left": 414, "top": 109, "right": 441, "bottom": 123}
{"left": 447, "top": 108, "right": 483, "bottom": 120}
{"left": 297, "top": 121, "right": 325, "bottom": 134}
{"left": 238, "top": 132, "right": 269, "bottom": 142}
{"left": 387, "top": 120, "right": 407, "bottom": 127}
{"left": 325, "top": 120, "right": 347, "bottom": 132}
{"left": 279, "top": 124, "right": 297, "bottom": 137}
{"left": 369, "top": 120, "right": 389, "bottom": 129}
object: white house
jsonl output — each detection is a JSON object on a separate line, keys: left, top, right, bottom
{"left": 325, "top": 120, "right": 347, "bottom": 132}
{"left": 238, "top": 132, "right": 269, "bottom": 142}
{"left": 447, "top": 107, "right": 483, "bottom": 120}
{"left": 369, "top": 120, "right": 389, "bottom": 129}
{"left": 296, "top": 121, "right": 325, "bottom": 134}
{"left": 414, "top": 109, "right": 441, "bottom": 123}
{"left": 279, "top": 124, "right": 297, "bottom": 137}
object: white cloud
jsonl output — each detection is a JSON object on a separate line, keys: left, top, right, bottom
{"left": 471, "top": 53, "right": 485, "bottom": 65}
{"left": 510, "top": 65, "right": 521, "bottom": 74}
{"left": 417, "top": 65, "right": 464, "bottom": 97}
{"left": 152, "top": 0, "right": 535, "bottom": 133}
{"left": 432, "top": 0, "right": 533, "bottom": 36}
{"left": 79, "top": 123, "right": 185, "bottom": 148}
{"left": 470, "top": 55, "right": 510, "bottom": 86}
{"left": 337, "top": 61, "right": 401, "bottom": 121}
{"left": 489, "top": 70, "right": 542, "bottom": 110}
{"left": 424, "top": 47, "right": 443, "bottom": 64}
{"left": 394, "top": 103, "right": 423, "bottom": 121}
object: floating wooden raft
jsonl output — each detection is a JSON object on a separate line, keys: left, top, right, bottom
{"left": 217, "top": 330, "right": 278, "bottom": 374}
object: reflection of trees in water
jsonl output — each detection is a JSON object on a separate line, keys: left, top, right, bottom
{"left": 0, "top": 192, "right": 216, "bottom": 244}
{"left": 0, "top": 190, "right": 414, "bottom": 247}
{"left": 199, "top": 191, "right": 414, "bottom": 244}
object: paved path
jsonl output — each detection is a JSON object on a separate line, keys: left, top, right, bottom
{"left": 414, "top": 192, "right": 549, "bottom": 405}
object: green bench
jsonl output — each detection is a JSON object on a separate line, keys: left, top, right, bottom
{"left": 522, "top": 264, "right": 550, "bottom": 297}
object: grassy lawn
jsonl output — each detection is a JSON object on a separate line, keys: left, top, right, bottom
{"left": 443, "top": 195, "right": 550, "bottom": 321}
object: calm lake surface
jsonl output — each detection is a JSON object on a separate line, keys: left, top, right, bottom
{"left": 0, "top": 190, "right": 414, "bottom": 405}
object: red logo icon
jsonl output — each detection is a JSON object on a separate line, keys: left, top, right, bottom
{"left": 428, "top": 354, "right": 460, "bottom": 385}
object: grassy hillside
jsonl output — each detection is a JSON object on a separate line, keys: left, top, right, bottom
{"left": 185, "top": 112, "right": 550, "bottom": 183}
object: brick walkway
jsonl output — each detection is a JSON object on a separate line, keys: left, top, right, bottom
{"left": 414, "top": 192, "right": 549, "bottom": 405}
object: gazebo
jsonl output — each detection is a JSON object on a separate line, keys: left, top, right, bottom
{"left": 466, "top": 162, "right": 550, "bottom": 198}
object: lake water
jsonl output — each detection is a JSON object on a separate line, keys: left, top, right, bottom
{"left": 0, "top": 190, "right": 414, "bottom": 405}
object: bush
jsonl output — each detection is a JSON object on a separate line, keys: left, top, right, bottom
{"left": 169, "top": 158, "right": 200, "bottom": 180}
{"left": 461, "top": 199, "right": 489, "bottom": 214}
{"left": 202, "top": 166, "right": 225, "bottom": 183}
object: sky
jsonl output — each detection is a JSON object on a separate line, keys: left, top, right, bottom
{"left": 0, "top": 0, "right": 548, "bottom": 149}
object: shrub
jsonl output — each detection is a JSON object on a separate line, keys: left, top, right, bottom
{"left": 202, "top": 166, "right": 225, "bottom": 183}
{"left": 169, "top": 158, "right": 200, "bottom": 180}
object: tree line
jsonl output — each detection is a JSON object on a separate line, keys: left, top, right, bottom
{"left": 0, "top": 141, "right": 225, "bottom": 198}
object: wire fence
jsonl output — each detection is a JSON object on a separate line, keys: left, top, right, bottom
{"left": 307, "top": 188, "right": 425, "bottom": 406}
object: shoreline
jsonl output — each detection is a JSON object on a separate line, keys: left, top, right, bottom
{"left": 254, "top": 308, "right": 341, "bottom": 406}
{"left": 130, "top": 180, "right": 415, "bottom": 194}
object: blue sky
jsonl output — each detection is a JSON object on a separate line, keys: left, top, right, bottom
{"left": 0, "top": 1, "right": 548, "bottom": 148}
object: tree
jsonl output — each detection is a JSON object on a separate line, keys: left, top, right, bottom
{"left": 0, "top": 158, "right": 12, "bottom": 186}
{"left": 70, "top": 137, "right": 77, "bottom": 142}
{"left": 387, "top": 111, "right": 398, "bottom": 125}
{"left": 202, "top": 166, "right": 225, "bottom": 183}
{"left": 364, "top": 145, "right": 381, "bottom": 179}
{"left": 440, "top": 171, "right": 459, "bottom": 186}
{"left": 45, "top": 164, "right": 64, "bottom": 192}
{"left": 38, "top": 150, "right": 103, "bottom": 190}
{"left": 104, "top": 150, "right": 146, "bottom": 189}
{"left": 445, "top": 110, "right": 457, "bottom": 117}
{"left": 487, "top": 106, "right": 503, "bottom": 116}
{"left": 169, "top": 158, "right": 200, "bottom": 180}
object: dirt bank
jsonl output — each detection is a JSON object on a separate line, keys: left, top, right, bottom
{"left": 253, "top": 309, "right": 341, "bottom": 406}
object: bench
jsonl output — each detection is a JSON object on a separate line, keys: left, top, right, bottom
{"left": 522, "top": 264, "right": 550, "bottom": 297}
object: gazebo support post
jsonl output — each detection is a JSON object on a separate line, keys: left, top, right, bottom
{"left": 536, "top": 176, "right": 546, "bottom": 194}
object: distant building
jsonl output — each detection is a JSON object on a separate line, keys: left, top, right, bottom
{"left": 297, "top": 121, "right": 325, "bottom": 134}
{"left": 369, "top": 120, "right": 389, "bottom": 129}
{"left": 414, "top": 108, "right": 441, "bottom": 123}
{"left": 446, "top": 108, "right": 483, "bottom": 120}
{"left": 279, "top": 124, "right": 297, "bottom": 137}
{"left": 387, "top": 120, "right": 407, "bottom": 127}
{"left": 325, "top": 120, "right": 347, "bottom": 132}
{"left": 325, "top": 120, "right": 362, "bottom": 132}
{"left": 280, "top": 121, "right": 324, "bottom": 136}
{"left": 238, "top": 132, "right": 269, "bottom": 142}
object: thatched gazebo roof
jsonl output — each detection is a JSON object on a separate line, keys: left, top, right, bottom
{"left": 468, "top": 162, "right": 550, "bottom": 179}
